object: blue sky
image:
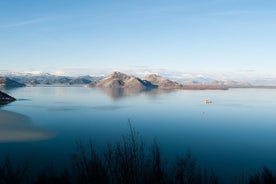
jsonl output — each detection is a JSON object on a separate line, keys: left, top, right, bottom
{"left": 0, "top": 0, "right": 276, "bottom": 75}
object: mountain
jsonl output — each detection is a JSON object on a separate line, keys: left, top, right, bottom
{"left": 250, "top": 78, "right": 276, "bottom": 86}
{"left": 0, "top": 71, "right": 259, "bottom": 89}
{"left": 143, "top": 74, "right": 182, "bottom": 89}
{"left": 0, "top": 91, "right": 16, "bottom": 105}
{"left": 3, "top": 73, "right": 101, "bottom": 86}
{"left": 68, "top": 76, "right": 102, "bottom": 85}
{"left": 5, "top": 73, "right": 71, "bottom": 86}
{"left": 68, "top": 77, "right": 91, "bottom": 85}
{"left": 173, "top": 75, "right": 215, "bottom": 85}
{"left": 0, "top": 77, "right": 25, "bottom": 89}
{"left": 89, "top": 72, "right": 157, "bottom": 90}
{"left": 209, "top": 80, "right": 252, "bottom": 87}
{"left": 168, "top": 74, "right": 251, "bottom": 87}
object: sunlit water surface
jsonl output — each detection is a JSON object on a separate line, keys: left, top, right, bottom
{"left": 1, "top": 87, "right": 276, "bottom": 182}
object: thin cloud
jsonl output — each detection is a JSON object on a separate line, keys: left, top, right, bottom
{"left": 208, "top": 10, "right": 267, "bottom": 16}
{"left": 240, "top": 69, "right": 257, "bottom": 73}
{"left": 209, "top": 10, "right": 275, "bottom": 16}
{"left": 0, "top": 17, "right": 51, "bottom": 28}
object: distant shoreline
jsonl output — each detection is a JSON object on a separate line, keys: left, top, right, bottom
{"left": 3, "top": 84, "right": 276, "bottom": 91}
{"left": 2, "top": 71, "right": 276, "bottom": 91}
{"left": 159, "top": 84, "right": 276, "bottom": 90}
{"left": 229, "top": 86, "right": 276, "bottom": 89}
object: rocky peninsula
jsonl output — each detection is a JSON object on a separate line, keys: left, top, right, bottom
{"left": 0, "top": 91, "right": 16, "bottom": 105}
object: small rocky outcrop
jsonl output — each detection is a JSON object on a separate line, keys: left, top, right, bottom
{"left": 144, "top": 74, "right": 182, "bottom": 89}
{"left": 0, "top": 91, "right": 16, "bottom": 105}
{"left": 89, "top": 72, "right": 157, "bottom": 90}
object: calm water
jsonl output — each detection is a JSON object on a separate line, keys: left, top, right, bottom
{"left": 1, "top": 87, "right": 276, "bottom": 181}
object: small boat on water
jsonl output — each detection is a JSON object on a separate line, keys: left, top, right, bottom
{"left": 203, "top": 99, "right": 212, "bottom": 104}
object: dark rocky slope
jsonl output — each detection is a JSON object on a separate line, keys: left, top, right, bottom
{"left": 0, "top": 91, "right": 16, "bottom": 105}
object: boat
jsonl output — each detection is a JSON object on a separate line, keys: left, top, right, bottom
{"left": 203, "top": 99, "right": 212, "bottom": 104}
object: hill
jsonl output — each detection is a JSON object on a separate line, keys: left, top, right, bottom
{"left": 89, "top": 72, "right": 157, "bottom": 90}
{"left": 5, "top": 73, "right": 101, "bottom": 86}
{"left": 0, "top": 77, "right": 25, "bottom": 89}
{"left": 143, "top": 74, "right": 182, "bottom": 89}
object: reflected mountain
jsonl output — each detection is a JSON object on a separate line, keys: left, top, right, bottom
{"left": 142, "top": 88, "right": 176, "bottom": 97}
{"left": 0, "top": 110, "right": 54, "bottom": 142}
{"left": 100, "top": 87, "right": 175, "bottom": 100}
{"left": 100, "top": 87, "right": 147, "bottom": 100}
{"left": 0, "top": 101, "right": 13, "bottom": 106}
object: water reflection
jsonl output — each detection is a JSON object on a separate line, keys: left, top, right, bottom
{"left": 101, "top": 88, "right": 175, "bottom": 100}
{"left": 143, "top": 89, "right": 176, "bottom": 97}
{"left": 0, "top": 110, "right": 54, "bottom": 142}
{"left": 90, "top": 105, "right": 127, "bottom": 111}
{"left": 0, "top": 101, "right": 13, "bottom": 106}
{"left": 100, "top": 87, "right": 142, "bottom": 99}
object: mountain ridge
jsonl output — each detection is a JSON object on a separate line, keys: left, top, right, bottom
{"left": 88, "top": 72, "right": 158, "bottom": 90}
{"left": 1, "top": 73, "right": 101, "bottom": 86}
{"left": 143, "top": 74, "right": 182, "bottom": 89}
{"left": 0, "top": 77, "right": 26, "bottom": 89}
{"left": 88, "top": 72, "right": 231, "bottom": 90}
{"left": 2, "top": 71, "right": 276, "bottom": 89}
{"left": 1, "top": 70, "right": 276, "bottom": 85}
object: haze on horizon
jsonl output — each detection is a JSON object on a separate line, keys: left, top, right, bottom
{"left": 0, "top": 0, "right": 276, "bottom": 75}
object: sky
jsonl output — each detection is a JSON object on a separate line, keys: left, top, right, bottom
{"left": 0, "top": 0, "right": 276, "bottom": 76}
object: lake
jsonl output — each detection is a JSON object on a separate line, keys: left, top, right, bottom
{"left": 1, "top": 87, "right": 276, "bottom": 182}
